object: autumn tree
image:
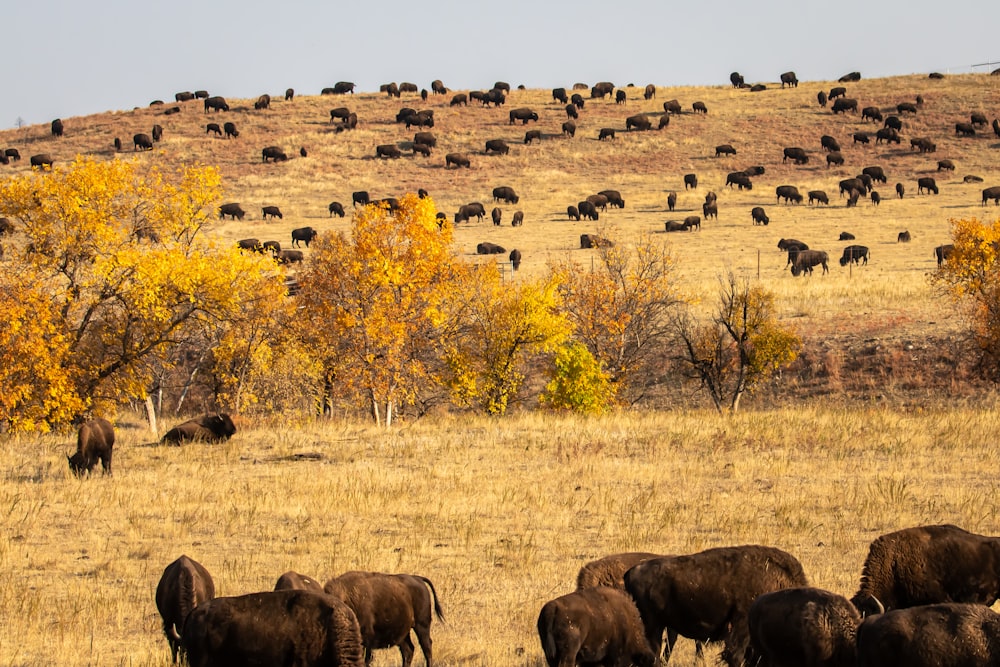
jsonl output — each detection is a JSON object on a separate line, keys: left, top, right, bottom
{"left": 931, "top": 216, "right": 1000, "bottom": 378}
{"left": 673, "top": 274, "right": 801, "bottom": 413}
{"left": 0, "top": 157, "right": 286, "bottom": 430}
{"left": 552, "top": 239, "right": 687, "bottom": 403}
{"left": 293, "top": 194, "right": 464, "bottom": 426}
{"left": 540, "top": 340, "right": 615, "bottom": 414}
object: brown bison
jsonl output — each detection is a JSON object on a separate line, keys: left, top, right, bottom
{"left": 783, "top": 147, "right": 809, "bottom": 164}
{"left": 751, "top": 206, "right": 769, "bottom": 225}
{"left": 580, "top": 233, "right": 612, "bottom": 248}
{"left": 851, "top": 524, "right": 1000, "bottom": 616}
{"left": 983, "top": 186, "right": 1000, "bottom": 205}
{"left": 780, "top": 71, "right": 798, "bottom": 88}
{"left": 51, "top": 118, "right": 64, "bottom": 137}
{"left": 897, "top": 231, "right": 911, "bottom": 243}
{"left": 831, "top": 98, "right": 858, "bottom": 114}
{"left": 684, "top": 173, "right": 698, "bottom": 190}
{"left": 203, "top": 96, "right": 229, "bottom": 113}
{"left": 808, "top": 190, "right": 829, "bottom": 205}
{"left": 790, "top": 250, "right": 830, "bottom": 276}
{"left": 156, "top": 555, "right": 216, "bottom": 663}
{"left": 667, "top": 192, "right": 677, "bottom": 211}
{"left": 537, "top": 587, "right": 655, "bottom": 667}
{"left": 477, "top": 241, "right": 506, "bottom": 255}
{"left": 275, "top": 571, "right": 324, "bottom": 592}
{"left": 577, "top": 553, "right": 659, "bottom": 590}
{"left": 511, "top": 211, "right": 524, "bottom": 227}
{"left": 329, "top": 201, "right": 346, "bottom": 217}
{"left": 567, "top": 205, "right": 581, "bottom": 221}
{"left": 181, "top": 590, "right": 364, "bottom": 667}
{"left": 261, "top": 206, "right": 283, "bottom": 220}
{"left": 562, "top": 120, "right": 576, "bottom": 137}
{"left": 134, "top": 133, "right": 154, "bottom": 151}
{"left": 598, "top": 190, "right": 625, "bottom": 208}
{"left": 262, "top": 146, "right": 288, "bottom": 162}
{"left": 485, "top": 139, "right": 510, "bottom": 155}
{"left": 493, "top": 186, "right": 519, "bottom": 204}
{"left": 749, "top": 587, "right": 864, "bottom": 667}
{"left": 861, "top": 106, "right": 883, "bottom": 122}
{"left": 626, "top": 114, "right": 652, "bottom": 131}
{"left": 445, "top": 153, "right": 470, "bottom": 168}
{"left": 223, "top": 121, "right": 239, "bottom": 139}
{"left": 277, "top": 249, "right": 304, "bottom": 264}
{"left": 205, "top": 123, "right": 222, "bottom": 136}
{"left": 218, "top": 203, "right": 245, "bottom": 220}
{"left": 716, "top": 144, "right": 737, "bottom": 157}
{"left": 935, "top": 244, "right": 955, "bottom": 264}
{"left": 662, "top": 99, "right": 682, "bottom": 114}
{"left": 862, "top": 166, "right": 887, "bottom": 183}
{"left": 624, "top": 545, "right": 808, "bottom": 667}
{"left": 821, "top": 135, "right": 841, "bottom": 151}
{"left": 376, "top": 144, "right": 402, "bottom": 159}
{"left": 292, "top": 226, "right": 319, "bottom": 247}
{"left": 839, "top": 245, "right": 869, "bottom": 266}
{"left": 598, "top": 128, "right": 616, "bottom": 141}
{"left": 509, "top": 108, "right": 538, "bottom": 124}
{"left": 161, "top": 413, "right": 237, "bottom": 444}
{"left": 917, "top": 177, "right": 939, "bottom": 195}
{"left": 324, "top": 571, "right": 444, "bottom": 667}
{"left": 524, "top": 129, "right": 542, "bottom": 144}
{"left": 856, "top": 603, "right": 1000, "bottom": 667}
{"left": 776, "top": 185, "right": 802, "bottom": 203}
{"left": 67, "top": 417, "right": 115, "bottom": 476}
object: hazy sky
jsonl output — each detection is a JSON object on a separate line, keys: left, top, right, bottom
{"left": 4, "top": 0, "right": 999, "bottom": 129}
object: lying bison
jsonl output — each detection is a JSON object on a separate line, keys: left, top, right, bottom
{"left": 477, "top": 242, "right": 506, "bottom": 255}
{"left": 856, "top": 603, "right": 1000, "bottom": 667}
{"left": 182, "top": 590, "right": 364, "bottom": 667}
{"left": 580, "top": 234, "right": 613, "bottom": 249}
{"left": 749, "top": 587, "right": 864, "bottom": 667}
{"left": 275, "top": 571, "right": 324, "bottom": 593}
{"left": 161, "top": 413, "right": 236, "bottom": 445}
{"left": 624, "top": 545, "right": 808, "bottom": 667}
{"left": 851, "top": 524, "right": 1000, "bottom": 616}
{"left": 839, "top": 245, "right": 869, "bottom": 266}
{"left": 537, "top": 587, "right": 655, "bottom": 667}
{"left": 67, "top": 417, "right": 115, "bottom": 476}
{"left": 156, "top": 555, "right": 216, "bottom": 663}
{"left": 323, "top": 571, "right": 443, "bottom": 667}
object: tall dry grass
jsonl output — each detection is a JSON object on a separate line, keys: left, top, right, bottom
{"left": 1, "top": 407, "right": 999, "bottom": 665}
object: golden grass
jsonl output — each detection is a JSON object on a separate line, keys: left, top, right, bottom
{"left": 2, "top": 408, "right": 1000, "bottom": 665}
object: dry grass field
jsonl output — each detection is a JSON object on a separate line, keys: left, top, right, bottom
{"left": 1, "top": 407, "right": 1000, "bottom": 666}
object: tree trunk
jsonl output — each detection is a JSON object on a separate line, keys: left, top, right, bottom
{"left": 144, "top": 395, "right": 158, "bottom": 437}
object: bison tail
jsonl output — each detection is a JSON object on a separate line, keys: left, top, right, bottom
{"left": 417, "top": 575, "right": 445, "bottom": 622}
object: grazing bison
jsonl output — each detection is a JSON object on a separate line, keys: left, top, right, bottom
{"left": 783, "top": 147, "right": 809, "bottom": 164}
{"left": 817, "top": 91, "right": 828, "bottom": 107}
{"left": 615, "top": 89, "right": 627, "bottom": 104}
{"left": 203, "top": 96, "right": 229, "bottom": 113}
{"left": 218, "top": 203, "right": 245, "bottom": 220}
{"left": 332, "top": 81, "right": 355, "bottom": 94}
{"left": 323, "top": 571, "right": 443, "bottom": 667}
{"left": 826, "top": 152, "right": 844, "bottom": 167}
{"left": 870, "top": 191, "right": 881, "bottom": 206}
{"left": 626, "top": 115, "right": 652, "bottom": 131}
{"left": 780, "top": 71, "right": 798, "bottom": 88}
{"left": 862, "top": 166, "right": 887, "bottom": 183}
{"left": 567, "top": 205, "right": 581, "bottom": 221}
{"left": 511, "top": 211, "right": 524, "bottom": 227}
{"left": 808, "top": 190, "right": 829, "bottom": 205}
{"left": 657, "top": 114, "right": 671, "bottom": 129}
{"left": 565, "top": 103, "right": 579, "bottom": 119}
{"left": 254, "top": 94, "right": 270, "bottom": 110}
{"left": 839, "top": 178, "right": 865, "bottom": 196}
{"left": 537, "top": 587, "right": 655, "bottom": 667}
{"left": 524, "top": 129, "right": 542, "bottom": 144}
{"left": 134, "top": 133, "right": 154, "bottom": 151}
{"left": 404, "top": 112, "right": 434, "bottom": 129}
{"left": 5, "top": 148, "right": 21, "bottom": 161}
{"left": 692, "top": 101, "right": 708, "bottom": 113}
{"left": 275, "top": 571, "right": 324, "bottom": 593}
{"left": 156, "top": 555, "right": 216, "bottom": 664}
{"left": 839, "top": 245, "right": 869, "bottom": 266}
{"left": 413, "top": 132, "right": 436, "bottom": 148}
{"left": 938, "top": 159, "right": 955, "bottom": 171}
{"left": 935, "top": 244, "right": 955, "bottom": 264}
{"left": 456, "top": 203, "right": 486, "bottom": 223}
{"left": 898, "top": 231, "right": 911, "bottom": 243}
{"left": 262, "top": 206, "right": 283, "bottom": 220}
{"left": 749, "top": 587, "right": 863, "bottom": 667}
{"left": 821, "top": 135, "right": 841, "bottom": 152}
{"left": 994, "top": 118, "right": 1000, "bottom": 137}
{"left": 562, "top": 120, "right": 576, "bottom": 137}
{"left": 667, "top": 192, "right": 677, "bottom": 211}
{"left": 51, "top": 118, "right": 64, "bottom": 137}
{"left": 832, "top": 98, "right": 858, "bottom": 114}
{"left": 181, "top": 590, "right": 364, "bottom": 667}
{"left": 644, "top": 83, "right": 657, "bottom": 99}
{"left": 484, "top": 139, "right": 510, "bottom": 155}
{"left": 839, "top": 231, "right": 855, "bottom": 240}
{"left": 917, "top": 177, "right": 939, "bottom": 195}
{"left": 223, "top": 121, "right": 239, "bottom": 138}
{"left": 850, "top": 524, "right": 1000, "bottom": 616}
{"left": 580, "top": 233, "right": 613, "bottom": 248}
{"left": 571, "top": 93, "right": 585, "bottom": 109}
{"left": 376, "top": 144, "right": 402, "bottom": 159}
{"left": 662, "top": 99, "right": 682, "bottom": 115}
{"left": 591, "top": 82, "right": 615, "bottom": 99}
{"left": 726, "top": 171, "right": 752, "bottom": 190}
{"left": 277, "top": 249, "right": 304, "bottom": 264}
{"left": 730, "top": 72, "right": 745, "bottom": 88}
{"left": 449, "top": 93, "right": 467, "bottom": 106}
{"left": 237, "top": 239, "right": 262, "bottom": 253}
{"left": 857, "top": 603, "right": 1000, "bottom": 667}
{"left": 897, "top": 101, "right": 918, "bottom": 114}
{"left": 828, "top": 87, "right": 847, "bottom": 100}
{"left": 846, "top": 189, "right": 861, "bottom": 207}
{"left": 861, "top": 106, "right": 883, "bottom": 122}
{"left": 285, "top": 88, "right": 294, "bottom": 100}
{"left": 776, "top": 185, "right": 802, "bottom": 203}
{"left": 206, "top": 123, "right": 222, "bottom": 136}
{"left": 552, "top": 87, "right": 568, "bottom": 104}
{"left": 956, "top": 122, "right": 977, "bottom": 137}
{"left": 778, "top": 239, "right": 809, "bottom": 265}
{"left": 161, "top": 413, "right": 236, "bottom": 444}
{"left": 716, "top": 144, "right": 737, "bottom": 157}
{"left": 853, "top": 132, "right": 870, "bottom": 144}
{"left": 430, "top": 79, "right": 447, "bottom": 95}
{"left": 509, "top": 108, "right": 538, "bottom": 124}
{"left": 751, "top": 206, "right": 769, "bottom": 225}
{"left": 262, "top": 146, "right": 288, "bottom": 162}
{"left": 983, "top": 186, "right": 1000, "bottom": 205}
{"left": 330, "top": 107, "right": 353, "bottom": 122}
{"left": 292, "top": 226, "right": 319, "bottom": 248}
{"left": 684, "top": 173, "right": 698, "bottom": 190}
{"left": 329, "top": 202, "right": 346, "bottom": 218}
{"left": 509, "top": 249, "right": 522, "bottom": 270}
{"left": 791, "top": 250, "right": 830, "bottom": 276}
{"left": 624, "top": 545, "right": 808, "bottom": 667}
{"left": 67, "top": 417, "right": 115, "bottom": 476}
{"left": 971, "top": 112, "right": 988, "bottom": 127}
{"left": 598, "top": 128, "right": 616, "bottom": 141}
{"left": 491, "top": 208, "right": 502, "bottom": 226}
{"left": 598, "top": 190, "right": 625, "bottom": 208}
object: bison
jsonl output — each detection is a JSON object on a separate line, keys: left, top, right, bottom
{"left": 161, "top": 413, "right": 236, "bottom": 445}
{"left": 624, "top": 545, "right": 808, "bottom": 667}
{"left": 511, "top": 211, "right": 524, "bottom": 227}
{"left": 329, "top": 201, "right": 346, "bottom": 217}
{"left": 783, "top": 147, "right": 809, "bottom": 164}
{"left": 509, "top": 108, "right": 538, "bottom": 124}
{"left": 667, "top": 192, "right": 677, "bottom": 211}
{"left": 956, "top": 122, "right": 977, "bottom": 137}
{"left": 828, "top": 86, "right": 847, "bottom": 99}
{"left": 524, "top": 129, "right": 542, "bottom": 144}
{"left": 615, "top": 90, "right": 627, "bottom": 104}
{"left": 552, "top": 87, "right": 568, "bottom": 104}
{"left": 917, "top": 177, "right": 939, "bottom": 195}
{"left": 598, "top": 190, "right": 625, "bottom": 208}
{"left": 862, "top": 106, "right": 883, "bottom": 122}
{"left": 862, "top": 166, "right": 887, "bottom": 183}
{"left": 664, "top": 220, "right": 686, "bottom": 232}
{"left": 562, "top": 120, "right": 576, "bottom": 137}
{"left": 156, "top": 555, "right": 216, "bottom": 664}
{"left": 839, "top": 231, "right": 855, "bottom": 240}
{"left": 567, "top": 205, "right": 581, "bottom": 221}
{"left": 277, "top": 249, "right": 304, "bottom": 264}
{"left": 749, "top": 587, "right": 863, "bottom": 667}
{"left": 897, "top": 101, "right": 918, "bottom": 114}
{"left": 509, "top": 249, "right": 522, "bottom": 270}
{"left": 292, "top": 226, "right": 319, "bottom": 247}
{"left": 491, "top": 208, "right": 502, "bottom": 226}
{"left": 839, "top": 178, "right": 865, "bottom": 197}
{"left": 223, "top": 121, "right": 239, "bottom": 139}
{"left": 983, "top": 186, "right": 1000, "bottom": 205}
{"left": 730, "top": 72, "right": 745, "bottom": 88}
{"left": 376, "top": 144, "right": 403, "bottom": 159}
{"left": 684, "top": 173, "right": 698, "bottom": 190}
{"left": 626, "top": 114, "right": 652, "bottom": 131}
{"left": 565, "top": 103, "right": 579, "bottom": 119}
{"left": 821, "top": 135, "right": 841, "bottom": 152}
{"left": 591, "top": 82, "right": 615, "bottom": 99}
{"left": 449, "top": 93, "right": 467, "bottom": 106}
{"left": 898, "top": 231, "right": 911, "bottom": 243}
{"left": 262, "top": 146, "right": 288, "bottom": 162}
{"left": 181, "top": 590, "right": 364, "bottom": 667}
{"left": 937, "top": 159, "right": 956, "bottom": 171}
{"left": 67, "top": 417, "right": 115, "bottom": 476}
{"left": 598, "top": 128, "right": 616, "bottom": 141}
{"left": 577, "top": 553, "right": 659, "bottom": 590}
{"left": 776, "top": 185, "right": 802, "bottom": 203}
{"left": 218, "top": 203, "right": 246, "bottom": 220}
{"left": 839, "top": 245, "right": 869, "bottom": 266}
{"left": 261, "top": 206, "right": 283, "bottom": 220}
{"left": 134, "top": 133, "right": 153, "bottom": 151}
{"left": 832, "top": 98, "right": 858, "bottom": 114}
{"left": 692, "top": 101, "right": 708, "bottom": 113}
{"left": 840, "top": 71, "right": 862, "bottom": 82}
{"left": 791, "top": 250, "right": 830, "bottom": 276}
{"left": 716, "top": 144, "right": 737, "bottom": 157}
{"left": 703, "top": 201, "right": 718, "bottom": 219}
{"left": 644, "top": 84, "right": 657, "bottom": 100}
{"left": 275, "top": 571, "right": 324, "bottom": 593}
{"left": 413, "top": 132, "right": 436, "bottom": 148}
{"left": 856, "top": 603, "right": 1000, "bottom": 667}
{"left": 323, "top": 571, "right": 443, "bottom": 667}
{"left": 817, "top": 90, "right": 828, "bottom": 107}
{"left": 935, "top": 244, "right": 955, "bottom": 264}
{"left": 826, "top": 152, "right": 844, "bottom": 167}
{"left": 580, "top": 233, "right": 613, "bottom": 248}
{"left": 780, "top": 71, "right": 798, "bottom": 88}
{"left": 485, "top": 139, "right": 510, "bottom": 155}
{"left": 205, "top": 122, "right": 222, "bottom": 136}
{"left": 853, "top": 132, "right": 871, "bottom": 144}
{"left": 662, "top": 99, "right": 682, "bottom": 114}
{"left": 751, "top": 206, "right": 770, "bottom": 225}
{"left": 778, "top": 239, "right": 809, "bottom": 265}
{"left": 203, "top": 96, "right": 229, "bottom": 113}
{"left": 808, "top": 190, "right": 829, "bottom": 206}
{"left": 537, "top": 587, "right": 655, "bottom": 667}
{"left": 51, "top": 118, "right": 64, "bottom": 137}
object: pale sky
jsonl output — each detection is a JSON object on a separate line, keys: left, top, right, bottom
{"left": 3, "top": 0, "right": 998, "bottom": 129}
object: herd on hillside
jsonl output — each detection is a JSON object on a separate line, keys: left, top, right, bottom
{"left": 2, "top": 70, "right": 999, "bottom": 278}
{"left": 147, "top": 523, "right": 1000, "bottom": 667}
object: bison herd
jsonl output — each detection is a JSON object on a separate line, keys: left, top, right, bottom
{"left": 152, "top": 524, "right": 1000, "bottom": 667}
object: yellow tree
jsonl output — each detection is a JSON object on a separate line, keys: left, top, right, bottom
{"left": 673, "top": 274, "right": 801, "bottom": 413}
{"left": 446, "top": 264, "right": 572, "bottom": 415}
{"left": 552, "top": 239, "right": 687, "bottom": 403}
{"left": 0, "top": 157, "right": 283, "bottom": 429}
{"left": 293, "top": 194, "right": 464, "bottom": 426}
{"left": 932, "top": 216, "right": 1000, "bottom": 377}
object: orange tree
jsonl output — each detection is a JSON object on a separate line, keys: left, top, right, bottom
{"left": 931, "top": 216, "right": 1000, "bottom": 378}
{"left": 293, "top": 194, "right": 464, "bottom": 426}
{"left": 0, "top": 157, "right": 285, "bottom": 430}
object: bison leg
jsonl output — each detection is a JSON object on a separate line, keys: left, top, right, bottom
{"left": 101, "top": 451, "right": 112, "bottom": 475}
{"left": 413, "top": 621, "right": 433, "bottom": 667}
{"left": 399, "top": 634, "right": 416, "bottom": 667}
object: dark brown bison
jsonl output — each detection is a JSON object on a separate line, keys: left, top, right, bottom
{"left": 832, "top": 98, "right": 858, "bottom": 114}
{"left": 791, "top": 250, "right": 830, "bottom": 276}
{"left": 404, "top": 112, "right": 433, "bottom": 129}
{"left": 624, "top": 545, "right": 808, "bottom": 667}
{"left": 292, "top": 226, "right": 319, "bottom": 247}
{"left": 716, "top": 144, "right": 737, "bottom": 157}
{"left": 749, "top": 587, "right": 864, "bottom": 667}
{"left": 430, "top": 79, "right": 447, "bottom": 95}
{"left": 330, "top": 107, "right": 353, "bottom": 122}
{"left": 683, "top": 216, "right": 702, "bottom": 231}
{"left": 507, "top": 249, "right": 522, "bottom": 271}
{"left": 667, "top": 192, "right": 677, "bottom": 211}
{"left": 751, "top": 206, "right": 770, "bottom": 225}
{"left": 839, "top": 231, "right": 855, "bottom": 240}
{"left": 67, "top": 417, "right": 115, "bottom": 476}
{"left": 577, "top": 553, "right": 659, "bottom": 590}
{"left": 861, "top": 106, "right": 883, "bottom": 122}
{"left": 580, "top": 233, "right": 613, "bottom": 248}
{"left": 658, "top": 114, "right": 671, "bottom": 129}
{"left": 571, "top": 93, "right": 585, "bottom": 109}
{"left": 567, "top": 205, "right": 581, "bottom": 221}
{"left": 51, "top": 118, "right": 64, "bottom": 137}
{"left": 821, "top": 135, "right": 841, "bottom": 152}
{"left": 591, "top": 82, "right": 615, "bottom": 99}
{"left": 285, "top": 88, "right": 295, "bottom": 100}
{"left": 626, "top": 114, "right": 652, "bottom": 131}
{"left": 194, "top": 90, "right": 209, "bottom": 99}
{"left": 218, "top": 203, "right": 245, "bottom": 220}
{"left": 162, "top": 106, "right": 180, "bottom": 115}
{"left": 537, "top": 587, "right": 655, "bottom": 667}
{"left": 277, "top": 249, "right": 304, "bottom": 264}
{"left": 156, "top": 555, "right": 216, "bottom": 663}
{"left": 509, "top": 108, "right": 538, "bottom": 124}
{"left": 5, "top": 148, "right": 21, "bottom": 161}
{"left": 839, "top": 245, "right": 869, "bottom": 266}
{"left": 817, "top": 91, "right": 828, "bottom": 107}
{"left": 323, "top": 571, "right": 443, "bottom": 667}
{"left": 449, "top": 93, "right": 467, "bottom": 106}
{"left": 783, "top": 147, "right": 809, "bottom": 164}
{"left": 565, "top": 103, "right": 579, "bottom": 119}
{"left": 329, "top": 81, "right": 355, "bottom": 94}
{"left": 839, "top": 71, "right": 862, "bottom": 82}
{"left": 524, "top": 129, "right": 542, "bottom": 144}
{"left": 956, "top": 122, "right": 977, "bottom": 136}
{"left": 983, "top": 186, "right": 1000, "bottom": 205}
{"left": 856, "top": 603, "right": 1000, "bottom": 667}
{"left": 994, "top": 118, "right": 1000, "bottom": 137}
{"left": 703, "top": 201, "right": 718, "bottom": 219}
{"left": 352, "top": 191, "right": 370, "bottom": 207}
{"left": 850, "top": 524, "right": 1000, "bottom": 616}
{"left": 491, "top": 207, "right": 502, "bottom": 226}
{"left": 376, "top": 144, "right": 402, "bottom": 159}
{"left": 862, "top": 166, "right": 887, "bottom": 183}
{"left": 684, "top": 173, "right": 698, "bottom": 190}
{"left": 181, "top": 590, "right": 364, "bottom": 667}
{"left": 598, "top": 190, "right": 625, "bottom": 208}
{"left": 692, "top": 101, "right": 708, "bottom": 113}
{"left": 808, "top": 190, "right": 829, "bottom": 205}
{"left": 254, "top": 93, "right": 271, "bottom": 110}
{"left": 511, "top": 211, "right": 524, "bottom": 227}
{"left": 897, "top": 231, "right": 911, "bottom": 243}
{"left": 896, "top": 182, "right": 905, "bottom": 198}
{"left": 662, "top": 99, "right": 682, "bottom": 115}
{"left": 455, "top": 203, "right": 486, "bottom": 223}
{"left": 175, "top": 91, "right": 195, "bottom": 102}
{"left": 938, "top": 159, "right": 955, "bottom": 171}
{"left": 206, "top": 123, "right": 222, "bottom": 136}
{"left": 161, "top": 413, "right": 236, "bottom": 444}
{"left": 598, "top": 128, "right": 616, "bottom": 141}
{"left": 443, "top": 153, "right": 469, "bottom": 168}
{"left": 917, "top": 177, "right": 939, "bottom": 195}
{"left": 615, "top": 89, "right": 627, "bottom": 104}
{"left": 839, "top": 178, "right": 865, "bottom": 197}
{"left": 730, "top": 72, "right": 745, "bottom": 88}
{"left": 551, "top": 87, "right": 568, "bottom": 104}
{"left": 262, "top": 206, "right": 283, "bottom": 220}
{"left": 971, "top": 112, "right": 988, "bottom": 127}
{"left": 853, "top": 132, "right": 870, "bottom": 144}
{"left": 562, "top": 120, "right": 576, "bottom": 137}
{"left": 780, "top": 71, "right": 798, "bottom": 88}
{"left": 664, "top": 220, "right": 687, "bottom": 232}
{"left": 329, "top": 201, "right": 346, "bottom": 217}
{"left": 262, "top": 146, "right": 288, "bottom": 162}
{"left": 935, "top": 244, "right": 955, "bottom": 264}
{"left": 587, "top": 194, "right": 609, "bottom": 211}
{"left": 897, "top": 101, "right": 918, "bottom": 114}
{"left": 493, "top": 186, "right": 519, "bottom": 204}
{"left": 870, "top": 191, "right": 881, "bottom": 206}
{"left": 134, "top": 133, "right": 154, "bottom": 151}
{"left": 203, "top": 96, "right": 229, "bottom": 113}
{"left": 776, "top": 185, "right": 802, "bottom": 203}
{"left": 826, "top": 152, "right": 844, "bottom": 167}
{"left": 828, "top": 87, "right": 847, "bottom": 100}
{"left": 778, "top": 239, "right": 809, "bottom": 265}
{"left": 237, "top": 239, "right": 262, "bottom": 253}
{"left": 275, "top": 571, "right": 324, "bottom": 592}
{"left": 223, "top": 122, "right": 239, "bottom": 139}
{"left": 485, "top": 139, "right": 510, "bottom": 155}
{"left": 911, "top": 136, "right": 935, "bottom": 152}
{"left": 577, "top": 201, "right": 599, "bottom": 221}
{"left": 413, "top": 132, "right": 436, "bottom": 148}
